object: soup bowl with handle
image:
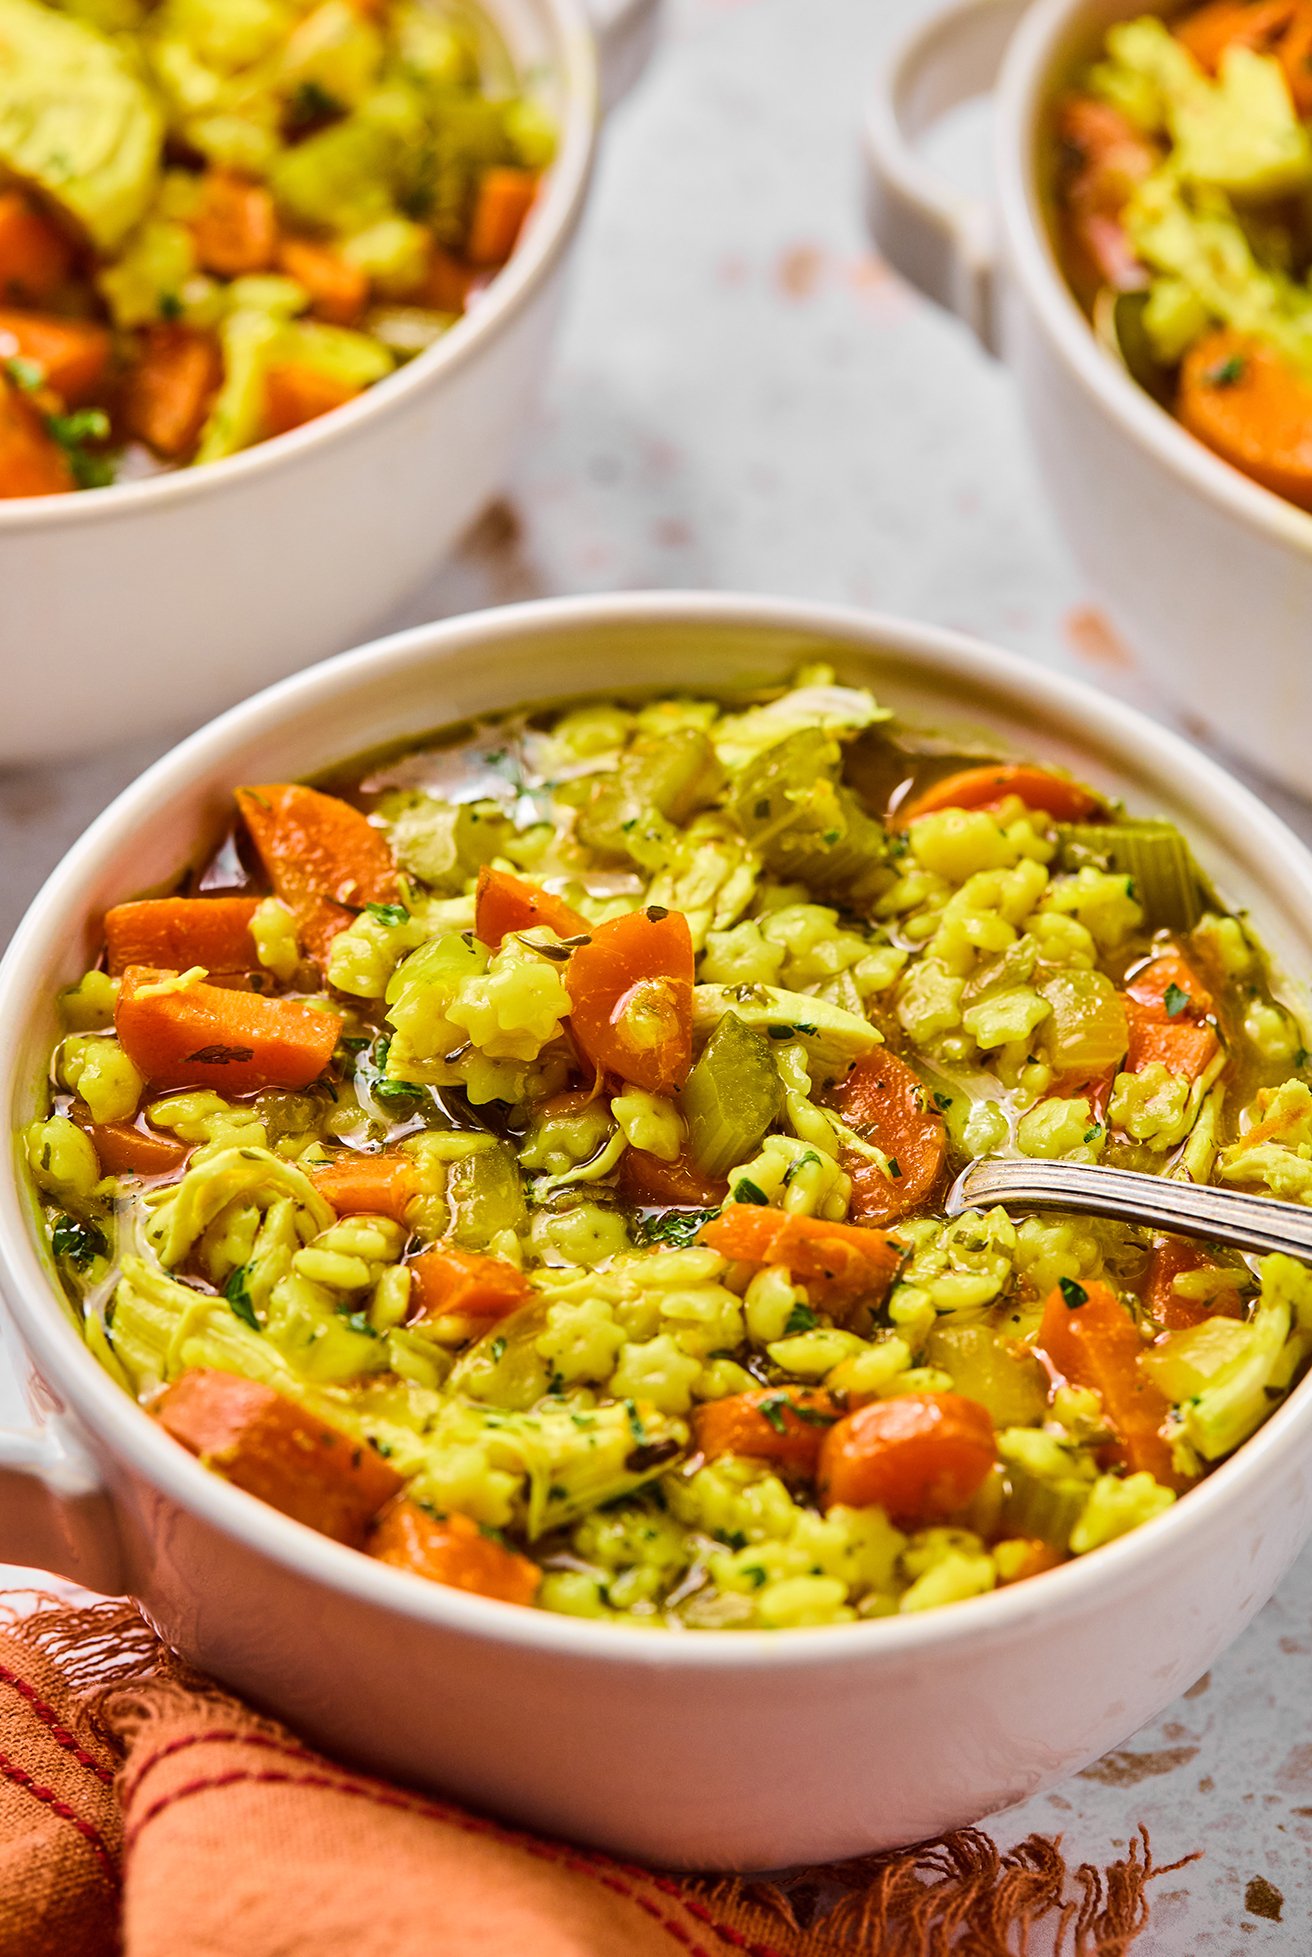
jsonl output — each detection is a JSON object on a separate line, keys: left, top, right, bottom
{"left": 864, "top": 0, "right": 1312, "bottom": 800}
{"left": 2, "top": 590, "right": 1312, "bottom": 1871}
{"left": 0, "top": 0, "right": 660, "bottom": 766}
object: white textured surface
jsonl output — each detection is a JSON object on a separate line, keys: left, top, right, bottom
{"left": 1, "top": 0, "right": 1309, "bottom": 1938}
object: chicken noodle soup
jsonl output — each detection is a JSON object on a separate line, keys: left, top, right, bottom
{"left": 1051, "top": 1, "right": 1312, "bottom": 513}
{"left": 0, "top": 0, "right": 553, "bottom": 495}
{"left": 25, "top": 671, "right": 1312, "bottom": 1626}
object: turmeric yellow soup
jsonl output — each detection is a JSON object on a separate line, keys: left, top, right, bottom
{"left": 1053, "top": 1, "right": 1312, "bottom": 514}
{"left": 0, "top": 0, "right": 553, "bottom": 494}
{"left": 25, "top": 671, "right": 1312, "bottom": 1626}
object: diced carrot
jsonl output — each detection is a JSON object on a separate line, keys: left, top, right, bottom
{"left": 699, "top": 1204, "right": 902, "bottom": 1311}
{"left": 692, "top": 1389, "right": 838, "bottom": 1474}
{"left": 617, "top": 1145, "right": 727, "bottom": 1210}
{"left": 235, "top": 783, "right": 399, "bottom": 966}
{"left": 263, "top": 363, "right": 361, "bottom": 437}
{"left": 422, "top": 246, "right": 477, "bottom": 314}
{"left": 115, "top": 965, "right": 338, "bottom": 1093}
{"left": 408, "top": 1241, "right": 531, "bottom": 1322}
{"left": 1179, "top": 329, "right": 1312, "bottom": 512}
{"left": 0, "top": 190, "right": 73, "bottom": 304}
{"left": 565, "top": 907, "right": 694, "bottom": 1096}
{"left": 87, "top": 1120, "right": 190, "bottom": 1179}
{"left": 1174, "top": 0, "right": 1297, "bottom": 72}
{"left": 826, "top": 1048, "right": 947, "bottom": 1225}
{"left": 1037, "top": 1278, "right": 1184, "bottom": 1487}
{"left": 104, "top": 896, "right": 261, "bottom": 977}
{"left": 1054, "top": 94, "right": 1158, "bottom": 292}
{"left": 894, "top": 763, "right": 1101, "bottom": 827}
{"left": 156, "top": 1369, "right": 403, "bottom": 1544}
{"left": 277, "top": 236, "right": 369, "bottom": 326}
{"left": 0, "top": 372, "right": 72, "bottom": 497}
{"left": 466, "top": 167, "right": 538, "bottom": 267}
{"left": 121, "top": 324, "right": 222, "bottom": 459}
{"left": 1140, "top": 1238, "right": 1244, "bottom": 1332}
{"left": 474, "top": 866, "right": 589, "bottom": 950}
{"left": 817, "top": 1393, "right": 997, "bottom": 1524}
{"left": 368, "top": 1500, "right": 540, "bottom": 1606}
{"left": 192, "top": 169, "right": 278, "bottom": 277}
{"left": 310, "top": 1151, "right": 420, "bottom": 1224}
{"left": 1125, "top": 952, "right": 1214, "bottom": 1020}
{"left": 1277, "top": 5, "right": 1312, "bottom": 112}
{"left": 0, "top": 310, "right": 110, "bottom": 406}
{"left": 1121, "top": 952, "right": 1219, "bottom": 1082}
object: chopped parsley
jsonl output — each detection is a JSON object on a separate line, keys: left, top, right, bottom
{"left": 1083, "top": 1124, "right": 1102, "bottom": 1144}
{"left": 1163, "top": 982, "right": 1191, "bottom": 1018}
{"left": 624, "top": 1399, "right": 647, "bottom": 1445}
{"left": 51, "top": 1214, "right": 108, "bottom": 1270}
{"left": 731, "top": 1177, "right": 769, "bottom": 1206}
{"left": 1058, "top": 1276, "right": 1088, "bottom": 1311}
{"left": 783, "top": 1304, "right": 819, "bottom": 1336}
{"left": 47, "top": 408, "right": 114, "bottom": 490}
{"left": 372, "top": 1076, "right": 426, "bottom": 1109}
{"left": 223, "top": 1266, "right": 260, "bottom": 1331}
{"left": 490, "top": 1336, "right": 507, "bottom": 1362}
{"left": 1206, "top": 353, "right": 1246, "bottom": 388}
{"left": 4, "top": 355, "right": 43, "bottom": 394}
{"left": 338, "top": 1308, "right": 378, "bottom": 1338}
{"left": 932, "top": 1091, "right": 953, "bottom": 1113}
{"left": 886, "top": 1156, "right": 902, "bottom": 1180}
{"left": 758, "top": 1397, "right": 790, "bottom": 1433}
{"left": 365, "top": 902, "right": 410, "bottom": 926}
{"left": 636, "top": 1207, "right": 719, "bottom": 1247}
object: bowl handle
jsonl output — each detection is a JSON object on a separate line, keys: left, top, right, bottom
{"left": 586, "top": 0, "right": 664, "bottom": 114}
{"left": 862, "top": 0, "right": 1026, "bottom": 353}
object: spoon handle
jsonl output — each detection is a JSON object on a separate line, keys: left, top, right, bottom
{"left": 947, "top": 1157, "right": 1312, "bottom": 1262}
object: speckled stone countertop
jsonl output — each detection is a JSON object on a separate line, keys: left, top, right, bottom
{"left": 2, "top": 0, "right": 1310, "bottom": 1943}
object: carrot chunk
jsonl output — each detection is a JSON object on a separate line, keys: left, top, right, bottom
{"left": 263, "top": 362, "right": 361, "bottom": 437}
{"left": 617, "top": 1145, "right": 727, "bottom": 1211}
{"left": 565, "top": 907, "right": 694, "bottom": 1095}
{"left": 0, "top": 190, "right": 73, "bottom": 304}
{"left": 826, "top": 1048, "right": 947, "bottom": 1225}
{"left": 466, "top": 167, "right": 537, "bottom": 266}
{"left": 121, "top": 324, "right": 222, "bottom": 458}
{"left": 1174, "top": 0, "right": 1298, "bottom": 72}
{"left": 895, "top": 763, "right": 1100, "bottom": 826}
{"left": 408, "top": 1242, "right": 531, "bottom": 1322}
{"left": 1179, "top": 329, "right": 1312, "bottom": 511}
{"left": 474, "top": 866, "right": 588, "bottom": 950}
{"left": 1140, "top": 1238, "right": 1244, "bottom": 1332}
{"left": 817, "top": 1393, "right": 997, "bottom": 1524}
{"left": 421, "top": 246, "right": 477, "bottom": 314}
{"left": 369, "top": 1501, "right": 540, "bottom": 1606}
{"left": 235, "top": 783, "right": 399, "bottom": 966}
{"left": 693, "top": 1388, "right": 838, "bottom": 1474}
{"left": 0, "top": 372, "right": 72, "bottom": 496}
{"left": 1054, "top": 94, "right": 1158, "bottom": 292}
{"left": 87, "top": 1120, "right": 190, "bottom": 1179}
{"left": 310, "top": 1151, "right": 420, "bottom": 1224}
{"left": 192, "top": 169, "right": 278, "bottom": 277}
{"left": 115, "top": 965, "right": 338, "bottom": 1093}
{"left": 699, "top": 1204, "right": 902, "bottom": 1311}
{"left": 0, "top": 310, "right": 110, "bottom": 406}
{"left": 1122, "top": 952, "right": 1219, "bottom": 1082}
{"left": 277, "top": 236, "right": 369, "bottom": 326}
{"left": 104, "top": 896, "right": 262, "bottom": 977}
{"left": 156, "top": 1369, "right": 402, "bottom": 1544}
{"left": 1037, "top": 1278, "right": 1184, "bottom": 1487}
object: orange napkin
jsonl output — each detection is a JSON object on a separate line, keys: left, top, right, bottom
{"left": 0, "top": 1595, "right": 1181, "bottom": 1957}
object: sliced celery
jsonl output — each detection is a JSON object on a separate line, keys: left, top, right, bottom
{"left": 678, "top": 1012, "right": 784, "bottom": 1179}
{"left": 1055, "top": 821, "right": 1205, "bottom": 931}
{"left": 447, "top": 1139, "right": 526, "bottom": 1249}
{"left": 731, "top": 728, "right": 888, "bottom": 895}
{"left": 576, "top": 729, "right": 725, "bottom": 861}
{"left": 926, "top": 1323, "right": 1048, "bottom": 1428}
{"left": 998, "top": 1461, "right": 1092, "bottom": 1551}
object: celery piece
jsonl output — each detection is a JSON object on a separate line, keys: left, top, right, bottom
{"left": 678, "top": 1012, "right": 784, "bottom": 1180}
{"left": 998, "top": 1460, "right": 1092, "bottom": 1551}
{"left": 1055, "top": 821, "right": 1204, "bottom": 931}
{"left": 271, "top": 320, "right": 394, "bottom": 390}
{"left": 732, "top": 728, "right": 888, "bottom": 895}
{"left": 1038, "top": 968, "right": 1130, "bottom": 1077}
{"left": 691, "top": 983, "right": 881, "bottom": 1076}
{"left": 447, "top": 1140, "right": 527, "bottom": 1250}
{"left": 279, "top": 0, "right": 384, "bottom": 111}
{"left": 194, "top": 308, "right": 283, "bottom": 464}
{"left": 576, "top": 729, "right": 725, "bottom": 862}
{"left": 925, "top": 1324, "right": 1048, "bottom": 1428}
{"left": 270, "top": 116, "right": 395, "bottom": 232}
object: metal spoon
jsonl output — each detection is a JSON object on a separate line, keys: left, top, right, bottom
{"left": 946, "top": 1157, "right": 1312, "bottom": 1263}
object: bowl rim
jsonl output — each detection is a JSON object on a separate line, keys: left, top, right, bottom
{"left": 0, "top": 0, "right": 598, "bottom": 533}
{"left": 995, "top": 0, "right": 1312, "bottom": 557}
{"left": 4, "top": 587, "right": 1312, "bottom": 1671}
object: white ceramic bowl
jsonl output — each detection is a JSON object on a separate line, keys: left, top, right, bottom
{"left": 0, "top": 0, "right": 659, "bottom": 767}
{"left": 3, "top": 591, "right": 1312, "bottom": 1871}
{"left": 864, "top": 0, "right": 1312, "bottom": 799}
